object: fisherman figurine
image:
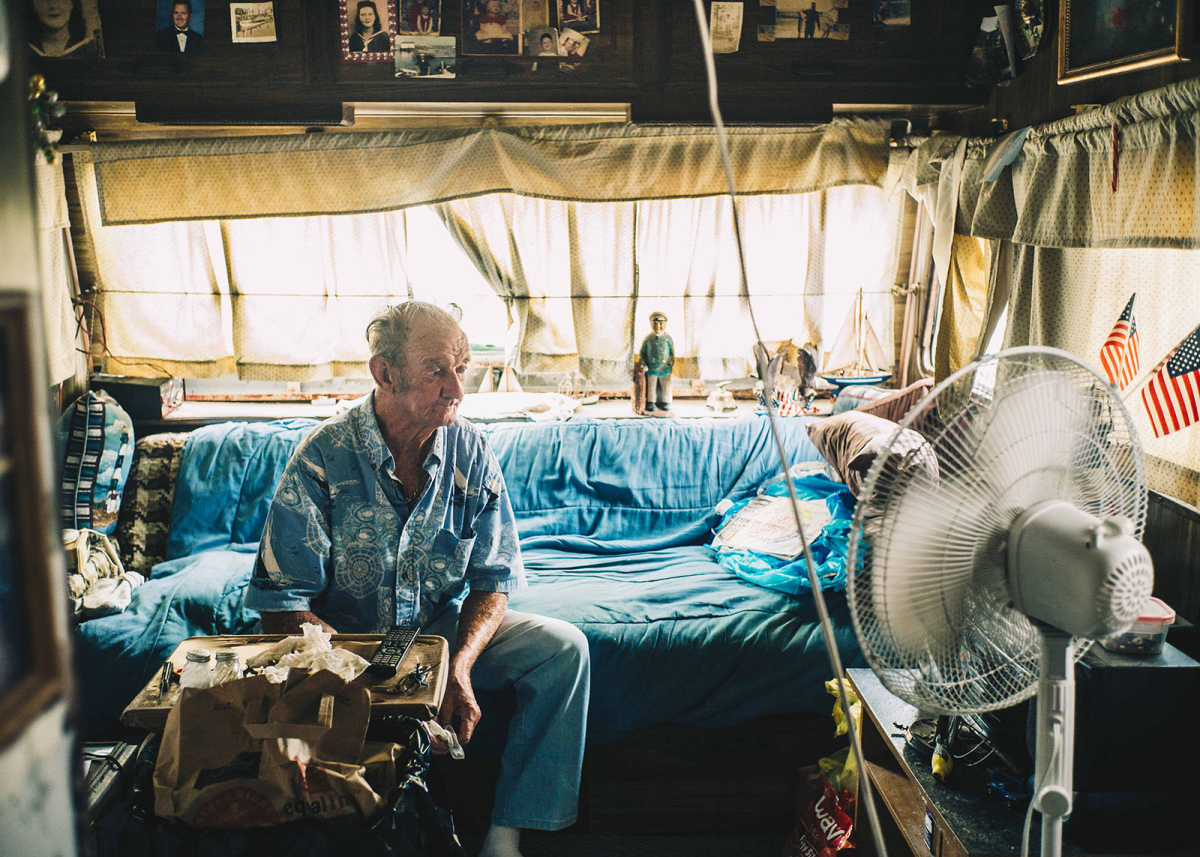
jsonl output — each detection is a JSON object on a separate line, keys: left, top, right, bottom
{"left": 638, "top": 311, "right": 675, "bottom": 414}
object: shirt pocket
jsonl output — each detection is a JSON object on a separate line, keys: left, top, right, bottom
{"left": 429, "top": 528, "right": 476, "bottom": 584}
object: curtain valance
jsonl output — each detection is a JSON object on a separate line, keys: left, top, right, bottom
{"left": 72, "top": 119, "right": 892, "bottom": 226}
{"left": 901, "top": 77, "right": 1200, "bottom": 250}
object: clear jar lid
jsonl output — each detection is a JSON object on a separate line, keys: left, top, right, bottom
{"left": 186, "top": 648, "right": 213, "bottom": 663}
{"left": 215, "top": 651, "right": 239, "bottom": 662}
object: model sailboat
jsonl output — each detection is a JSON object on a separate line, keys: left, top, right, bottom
{"left": 820, "top": 288, "right": 893, "bottom": 389}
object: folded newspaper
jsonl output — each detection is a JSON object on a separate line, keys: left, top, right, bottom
{"left": 711, "top": 495, "right": 831, "bottom": 560}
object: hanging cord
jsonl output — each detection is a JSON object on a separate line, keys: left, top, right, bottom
{"left": 686, "top": 3, "right": 888, "bottom": 855}
{"left": 72, "top": 298, "right": 176, "bottom": 380}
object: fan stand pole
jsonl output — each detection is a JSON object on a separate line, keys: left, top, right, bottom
{"left": 1035, "top": 629, "right": 1075, "bottom": 857}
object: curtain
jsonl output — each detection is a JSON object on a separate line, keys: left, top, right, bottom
{"left": 891, "top": 79, "right": 1200, "bottom": 500}
{"left": 34, "top": 158, "right": 86, "bottom": 386}
{"left": 438, "top": 188, "right": 904, "bottom": 382}
{"left": 72, "top": 119, "right": 892, "bottom": 226}
{"left": 75, "top": 162, "right": 236, "bottom": 378}
{"left": 1004, "top": 243, "right": 1200, "bottom": 504}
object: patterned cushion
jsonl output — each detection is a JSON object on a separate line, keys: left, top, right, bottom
{"left": 113, "top": 433, "right": 189, "bottom": 576}
{"left": 58, "top": 391, "right": 134, "bottom": 535}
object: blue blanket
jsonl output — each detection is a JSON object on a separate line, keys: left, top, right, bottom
{"left": 77, "top": 415, "right": 859, "bottom": 738}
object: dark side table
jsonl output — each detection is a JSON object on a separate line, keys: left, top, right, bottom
{"left": 847, "top": 668, "right": 1195, "bottom": 857}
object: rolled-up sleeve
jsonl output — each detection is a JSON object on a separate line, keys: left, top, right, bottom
{"left": 465, "top": 451, "right": 526, "bottom": 594}
{"left": 246, "top": 449, "right": 333, "bottom": 613}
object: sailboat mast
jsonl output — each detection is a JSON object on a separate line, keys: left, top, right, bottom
{"left": 855, "top": 288, "right": 865, "bottom": 376}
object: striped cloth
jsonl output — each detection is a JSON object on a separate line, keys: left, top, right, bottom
{"left": 1142, "top": 325, "right": 1200, "bottom": 439}
{"left": 1100, "top": 294, "right": 1139, "bottom": 389}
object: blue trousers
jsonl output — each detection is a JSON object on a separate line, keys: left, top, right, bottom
{"left": 423, "top": 608, "right": 590, "bottom": 830}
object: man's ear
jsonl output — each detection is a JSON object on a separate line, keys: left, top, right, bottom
{"left": 369, "top": 355, "right": 399, "bottom": 391}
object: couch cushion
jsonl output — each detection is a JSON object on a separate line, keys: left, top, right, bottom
{"left": 166, "top": 419, "right": 319, "bottom": 559}
{"left": 114, "top": 432, "right": 189, "bottom": 576}
{"left": 482, "top": 417, "right": 824, "bottom": 551}
{"left": 508, "top": 545, "right": 860, "bottom": 745}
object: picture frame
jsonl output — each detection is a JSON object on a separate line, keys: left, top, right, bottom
{"left": 342, "top": 0, "right": 400, "bottom": 61}
{"left": 0, "top": 294, "right": 68, "bottom": 750}
{"left": 1059, "top": 0, "right": 1193, "bottom": 83}
{"left": 461, "top": 0, "right": 522, "bottom": 56}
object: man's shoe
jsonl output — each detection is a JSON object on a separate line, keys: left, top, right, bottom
{"left": 644, "top": 403, "right": 656, "bottom": 412}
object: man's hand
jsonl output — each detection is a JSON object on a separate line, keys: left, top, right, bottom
{"left": 260, "top": 610, "right": 337, "bottom": 635}
{"left": 434, "top": 590, "right": 507, "bottom": 745}
{"left": 436, "top": 669, "right": 482, "bottom": 744}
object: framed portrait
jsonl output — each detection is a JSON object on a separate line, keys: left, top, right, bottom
{"left": 28, "top": 0, "right": 104, "bottom": 58}
{"left": 1059, "top": 0, "right": 1193, "bottom": 83}
{"left": 155, "top": 0, "right": 205, "bottom": 53}
{"left": 342, "top": 0, "right": 399, "bottom": 60}
{"left": 0, "top": 294, "right": 68, "bottom": 750}
{"left": 398, "top": 0, "right": 441, "bottom": 35}
{"left": 461, "top": 0, "right": 521, "bottom": 55}
{"left": 558, "top": 0, "right": 598, "bottom": 33}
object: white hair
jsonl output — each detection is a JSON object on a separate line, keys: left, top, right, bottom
{"left": 365, "top": 302, "right": 465, "bottom": 385}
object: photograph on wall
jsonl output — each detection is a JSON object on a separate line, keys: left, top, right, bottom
{"left": 871, "top": 0, "right": 909, "bottom": 27}
{"left": 230, "top": 2, "right": 276, "bottom": 42}
{"left": 156, "top": 0, "right": 204, "bottom": 53}
{"left": 28, "top": 0, "right": 104, "bottom": 57}
{"left": 342, "top": 0, "right": 397, "bottom": 59}
{"left": 709, "top": 1, "right": 743, "bottom": 53}
{"left": 526, "top": 26, "right": 560, "bottom": 55}
{"left": 399, "top": 0, "right": 440, "bottom": 34}
{"left": 522, "top": 0, "right": 550, "bottom": 29}
{"left": 461, "top": 0, "right": 521, "bottom": 55}
{"left": 558, "top": 0, "right": 598, "bottom": 33}
{"left": 395, "top": 35, "right": 457, "bottom": 76}
{"left": 558, "top": 25, "right": 588, "bottom": 69}
{"left": 786, "top": 0, "right": 849, "bottom": 40}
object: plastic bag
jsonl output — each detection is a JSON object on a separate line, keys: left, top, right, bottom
{"left": 712, "top": 473, "right": 855, "bottom": 596}
{"left": 245, "top": 623, "right": 370, "bottom": 683}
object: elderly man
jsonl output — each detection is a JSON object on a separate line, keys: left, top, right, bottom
{"left": 247, "top": 302, "right": 590, "bottom": 857}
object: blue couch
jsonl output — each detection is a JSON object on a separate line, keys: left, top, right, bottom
{"left": 76, "top": 416, "right": 860, "bottom": 742}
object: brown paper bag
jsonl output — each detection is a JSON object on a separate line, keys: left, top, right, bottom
{"left": 153, "top": 669, "right": 394, "bottom": 828}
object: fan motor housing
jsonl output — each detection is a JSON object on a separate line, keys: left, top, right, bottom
{"left": 1006, "top": 500, "right": 1153, "bottom": 639}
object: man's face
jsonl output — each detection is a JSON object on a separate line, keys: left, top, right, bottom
{"left": 384, "top": 322, "right": 470, "bottom": 433}
{"left": 652, "top": 318, "right": 666, "bottom": 334}
{"left": 172, "top": 3, "right": 191, "bottom": 29}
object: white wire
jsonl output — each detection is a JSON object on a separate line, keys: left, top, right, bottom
{"left": 685, "top": 4, "right": 888, "bottom": 857}
{"left": 1021, "top": 719, "right": 1063, "bottom": 857}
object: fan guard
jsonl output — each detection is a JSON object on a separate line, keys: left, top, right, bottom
{"left": 846, "top": 347, "right": 1147, "bottom": 714}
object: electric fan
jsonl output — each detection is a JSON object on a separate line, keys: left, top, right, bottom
{"left": 846, "top": 346, "right": 1154, "bottom": 857}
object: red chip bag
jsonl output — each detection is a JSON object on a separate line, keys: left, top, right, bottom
{"left": 783, "top": 775, "right": 856, "bottom": 857}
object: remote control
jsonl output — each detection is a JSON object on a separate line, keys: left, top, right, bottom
{"left": 366, "top": 625, "right": 419, "bottom": 676}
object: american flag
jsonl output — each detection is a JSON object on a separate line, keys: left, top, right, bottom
{"left": 1142, "top": 325, "right": 1200, "bottom": 438}
{"left": 1100, "top": 294, "right": 1139, "bottom": 389}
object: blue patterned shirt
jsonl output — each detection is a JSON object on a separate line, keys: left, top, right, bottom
{"left": 246, "top": 393, "right": 525, "bottom": 633}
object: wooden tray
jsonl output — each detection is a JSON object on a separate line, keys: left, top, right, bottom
{"left": 120, "top": 634, "right": 448, "bottom": 733}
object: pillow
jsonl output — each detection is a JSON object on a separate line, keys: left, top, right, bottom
{"left": 830, "top": 385, "right": 893, "bottom": 416}
{"left": 806, "top": 411, "right": 937, "bottom": 497}
{"left": 59, "top": 390, "right": 134, "bottom": 535}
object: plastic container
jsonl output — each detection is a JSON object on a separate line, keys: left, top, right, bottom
{"left": 1100, "top": 597, "right": 1176, "bottom": 655}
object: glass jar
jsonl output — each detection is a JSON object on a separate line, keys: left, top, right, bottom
{"left": 212, "top": 650, "right": 244, "bottom": 685}
{"left": 180, "top": 648, "right": 214, "bottom": 689}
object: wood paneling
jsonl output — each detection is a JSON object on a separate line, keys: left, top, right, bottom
{"left": 27, "top": 0, "right": 985, "bottom": 124}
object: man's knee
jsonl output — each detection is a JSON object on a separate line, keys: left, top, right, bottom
{"left": 530, "top": 616, "right": 589, "bottom": 675}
